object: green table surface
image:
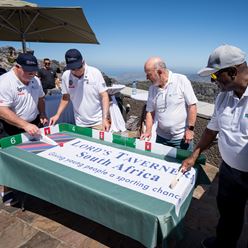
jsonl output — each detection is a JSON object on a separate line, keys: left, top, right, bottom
{"left": 0, "top": 132, "right": 197, "bottom": 248}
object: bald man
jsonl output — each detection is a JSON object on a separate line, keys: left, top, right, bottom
{"left": 140, "top": 57, "right": 197, "bottom": 150}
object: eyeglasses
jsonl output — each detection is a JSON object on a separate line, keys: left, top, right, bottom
{"left": 210, "top": 68, "right": 230, "bottom": 82}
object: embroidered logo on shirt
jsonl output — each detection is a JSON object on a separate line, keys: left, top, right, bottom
{"left": 245, "top": 113, "right": 248, "bottom": 118}
{"left": 17, "top": 86, "right": 25, "bottom": 95}
{"left": 68, "top": 79, "right": 75, "bottom": 88}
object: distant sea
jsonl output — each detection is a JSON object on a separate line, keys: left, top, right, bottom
{"left": 103, "top": 68, "right": 211, "bottom": 84}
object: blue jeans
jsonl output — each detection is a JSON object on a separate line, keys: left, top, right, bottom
{"left": 156, "top": 135, "right": 193, "bottom": 151}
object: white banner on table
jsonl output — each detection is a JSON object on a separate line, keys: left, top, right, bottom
{"left": 38, "top": 138, "right": 195, "bottom": 215}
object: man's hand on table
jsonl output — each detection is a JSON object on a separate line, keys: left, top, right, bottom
{"left": 140, "top": 131, "right": 152, "bottom": 141}
{"left": 24, "top": 123, "right": 41, "bottom": 136}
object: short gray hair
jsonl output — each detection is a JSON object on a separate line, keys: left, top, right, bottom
{"left": 154, "top": 61, "right": 166, "bottom": 70}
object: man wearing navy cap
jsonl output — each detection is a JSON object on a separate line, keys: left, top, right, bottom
{"left": 49, "top": 49, "right": 110, "bottom": 131}
{"left": 181, "top": 45, "right": 248, "bottom": 248}
{"left": 0, "top": 53, "right": 47, "bottom": 135}
{"left": 0, "top": 53, "right": 47, "bottom": 206}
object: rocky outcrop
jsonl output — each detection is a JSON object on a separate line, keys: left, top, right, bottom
{"left": 0, "top": 46, "right": 64, "bottom": 72}
{"left": 191, "top": 81, "right": 219, "bottom": 104}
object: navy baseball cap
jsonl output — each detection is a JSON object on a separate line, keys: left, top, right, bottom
{"left": 16, "top": 53, "right": 39, "bottom": 72}
{"left": 65, "top": 49, "right": 84, "bottom": 70}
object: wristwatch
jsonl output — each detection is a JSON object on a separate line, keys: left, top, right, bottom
{"left": 187, "top": 125, "right": 195, "bottom": 131}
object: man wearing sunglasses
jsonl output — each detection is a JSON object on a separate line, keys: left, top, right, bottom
{"left": 181, "top": 44, "right": 248, "bottom": 248}
{"left": 141, "top": 57, "right": 198, "bottom": 151}
{"left": 49, "top": 49, "right": 110, "bottom": 132}
{"left": 38, "top": 58, "right": 57, "bottom": 95}
{"left": 0, "top": 53, "right": 47, "bottom": 206}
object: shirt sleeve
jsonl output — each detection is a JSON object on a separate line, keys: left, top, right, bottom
{"left": 37, "top": 69, "right": 42, "bottom": 78}
{"left": 0, "top": 89, "right": 13, "bottom": 107}
{"left": 54, "top": 70, "right": 58, "bottom": 79}
{"left": 182, "top": 76, "right": 198, "bottom": 105}
{"left": 35, "top": 77, "right": 45, "bottom": 98}
{"left": 0, "top": 78, "right": 13, "bottom": 107}
{"left": 146, "top": 86, "right": 155, "bottom": 112}
{"left": 61, "top": 72, "right": 69, "bottom": 94}
{"left": 96, "top": 70, "right": 108, "bottom": 93}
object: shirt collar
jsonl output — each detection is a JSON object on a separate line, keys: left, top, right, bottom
{"left": 230, "top": 85, "right": 248, "bottom": 98}
{"left": 83, "top": 63, "right": 88, "bottom": 80}
{"left": 160, "top": 70, "right": 172, "bottom": 90}
{"left": 243, "top": 86, "right": 248, "bottom": 96}
{"left": 167, "top": 70, "right": 173, "bottom": 84}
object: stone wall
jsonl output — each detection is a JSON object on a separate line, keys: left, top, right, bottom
{"left": 194, "top": 116, "right": 221, "bottom": 167}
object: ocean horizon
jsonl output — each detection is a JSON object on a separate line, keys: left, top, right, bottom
{"left": 100, "top": 67, "right": 211, "bottom": 84}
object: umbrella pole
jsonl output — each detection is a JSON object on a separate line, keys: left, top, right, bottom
{"left": 22, "top": 37, "right": 26, "bottom": 53}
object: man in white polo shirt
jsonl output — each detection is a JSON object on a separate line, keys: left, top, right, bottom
{"left": 49, "top": 49, "right": 110, "bottom": 131}
{"left": 0, "top": 53, "right": 47, "bottom": 136}
{"left": 0, "top": 53, "right": 47, "bottom": 206}
{"left": 181, "top": 45, "right": 248, "bottom": 248}
{"left": 141, "top": 57, "right": 197, "bottom": 151}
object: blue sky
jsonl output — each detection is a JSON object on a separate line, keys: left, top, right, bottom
{"left": 1, "top": 0, "right": 248, "bottom": 77}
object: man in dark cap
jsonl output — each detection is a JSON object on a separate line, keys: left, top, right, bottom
{"left": 49, "top": 49, "right": 110, "bottom": 131}
{"left": 181, "top": 44, "right": 248, "bottom": 248}
{"left": 0, "top": 53, "right": 48, "bottom": 206}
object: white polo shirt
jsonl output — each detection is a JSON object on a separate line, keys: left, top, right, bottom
{"left": 146, "top": 70, "right": 198, "bottom": 140}
{"left": 207, "top": 87, "right": 248, "bottom": 172}
{"left": 0, "top": 70, "right": 44, "bottom": 122}
{"left": 61, "top": 64, "right": 107, "bottom": 127}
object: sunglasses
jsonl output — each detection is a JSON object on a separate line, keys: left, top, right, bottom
{"left": 210, "top": 73, "right": 218, "bottom": 81}
{"left": 210, "top": 68, "right": 231, "bottom": 82}
{"left": 210, "top": 64, "right": 240, "bottom": 82}
{"left": 45, "top": 62, "right": 51, "bottom": 65}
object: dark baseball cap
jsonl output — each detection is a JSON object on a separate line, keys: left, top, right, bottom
{"left": 65, "top": 49, "right": 84, "bottom": 70}
{"left": 16, "top": 53, "right": 39, "bottom": 72}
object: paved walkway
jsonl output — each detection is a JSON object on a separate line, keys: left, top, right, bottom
{"left": 1, "top": 164, "right": 247, "bottom": 248}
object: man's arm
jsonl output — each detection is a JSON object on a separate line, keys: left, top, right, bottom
{"left": 100, "top": 91, "right": 110, "bottom": 131}
{"left": 0, "top": 106, "right": 40, "bottom": 135}
{"left": 140, "top": 111, "right": 154, "bottom": 140}
{"left": 49, "top": 94, "right": 70, "bottom": 125}
{"left": 37, "top": 96, "right": 48, "bottom": 125}
{"left": 184, "top": 103, "right": 197, "bottom": 143}
{"left": 181, "top": 128, "right": 218, "bottom": 172}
